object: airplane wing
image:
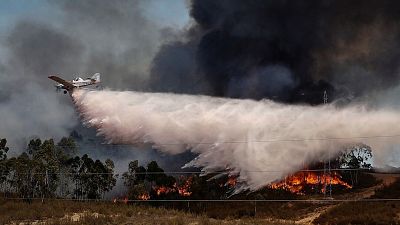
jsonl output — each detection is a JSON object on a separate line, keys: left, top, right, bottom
{"left": 75, "top": 83, "right": 94, "bottom": 88}
{"left": 48, "top": 76, "right": 75, "bottom": 91}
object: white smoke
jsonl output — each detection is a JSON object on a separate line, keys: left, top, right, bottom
{"left": 72, "top": 89, "right": 400, "bottom": 191}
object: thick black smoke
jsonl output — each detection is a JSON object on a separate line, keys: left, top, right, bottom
{"left": 150, "top": 0, "right": 400, "bottom": 104}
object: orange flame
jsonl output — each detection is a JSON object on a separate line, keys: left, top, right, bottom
{"left": 226, "top": 176, "right": 237, "bottom": 187}
{"left": 177, "top": 176, "right": 193, "bottom": 196}
{"left": 270, "top": 171, "right": 352, "bottom": 194}
{"left": 153, "top": 176, "right": 193, "bottom": 197}
{"left": 221, "top": 171, "right": 351, "bottom": 194}
{"left": 155, "top": 186, "right": 176, "bottom": 195}
{"left": 138, "top": 193, "right": 150, "bottom": 200}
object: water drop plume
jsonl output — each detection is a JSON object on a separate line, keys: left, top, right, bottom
{"left": 73, "top": 89, "right": 400, "bottom": 190}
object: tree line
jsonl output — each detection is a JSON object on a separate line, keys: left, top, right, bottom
{"left": 0, "top": 136, "right": 376, "bottom": 201}
{"left": 0, "top": 137, "right": 116, "bottom": 200}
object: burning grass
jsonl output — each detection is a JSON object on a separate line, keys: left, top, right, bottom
{"left": 152, "top": 175, "right": 193, "bottom": 198}
{"left": 269, "top": 171, "right": 351, "bottom": 194}
{"left": 222, "top": 170, "right": 352, "bottom": 196}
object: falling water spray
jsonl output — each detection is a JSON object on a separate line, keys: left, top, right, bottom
{"left": 73, "top": 89, "right": 400, "bottom": 191}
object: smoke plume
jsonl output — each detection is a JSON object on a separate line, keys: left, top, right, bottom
{"left": 0, "top": 0, "right": 164, "bottom": 148}
{"left": 0, "top": 22, "right": 80, "bottom": 146}
{"left": 3, "top": 0, "right": 400, "bottom": 181}
{"left": 73, "top": 89, "right": 400, "bottom": 190}
{"left": 150, "top": 0, "right": 400, "bottom": 103}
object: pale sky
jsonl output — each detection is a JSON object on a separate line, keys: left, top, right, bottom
{"left": 0, "top": 0, "right": 190, "bottom": 33}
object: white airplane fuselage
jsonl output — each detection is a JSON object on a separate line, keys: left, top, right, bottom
{"left": 50, "top": 73, "right": 101, "bottom": 94}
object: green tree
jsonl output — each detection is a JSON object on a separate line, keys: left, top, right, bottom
{"left": 7, "top": 138, "right": 74, "bottom": 199}
{"left": 146, "top": 161, "right": 176, "bottom": 199}
{"left": 79, "top": 154, "right": 95, "bottom": 199}
{"left": 56, "top": 137, "right": 78, "bottom": 197}
{"left": 30, "top": 139, "right": 61, "bottom": 198}
{"left": 338, "top": 144, "right": 375, "bottom": 188}
{"left": 67, "top": 156, "right": 83, "bottom": 199}
{"left": 104, "top": 159, "right": 117, "bottom": 194}
{"left": 0, "top": 139, "right": 9, "bottom": 161}
{"left": 122, "top": 160, "right": 146, "bottom": 186}
{"left": 0, "top": 139, "right": 9, "bottom": 193}
{"left": 339, "top": 144, "right": 372, "bottom": 169}
{"left": 3, "top": 137, "right": 119, "bottom": 200}
{"left": 7, "top": 153, "right": 33, "bottom": 199}
{"left": 122, "top": 160, "right": 147, "bottom": 199}
{"left": 146, "top": 161, "right": 166, "bottom": 184}
{"left": 57, "top": 137, "right": 77, "bottom": 157}
{"left": 69, "top": 154, "right": 116, "bottom": 199}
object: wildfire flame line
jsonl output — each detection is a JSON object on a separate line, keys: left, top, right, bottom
{"left": 152, "top": 176, "right": 194, "bottom": 198}
{"left": 118, "top": 171, "right": 351, "bottom": 201}
{"left": 138, "top": 193, "right": 150, "bottom": 200}
{"left": 269, "top": 171, "right": 352, "bottom": 194}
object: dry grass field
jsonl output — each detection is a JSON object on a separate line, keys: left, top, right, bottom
{"left": 0, "top": 198, "right": 398, "bottom": 225}
{"left": 0, "top": 200, "right": 297, "bottom": 225}
{"left": 1, "top": 175, "right": 400, "bottom": 225}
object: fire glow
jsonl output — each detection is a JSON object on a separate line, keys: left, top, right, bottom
{"left": 226, "top": 176, "right": 237, "bottom": 187}
{"left": 177, "top": 176, "right": 193, "bottom": 197}
{"left": 138, "top": 193, "right": 150, "bottom": 200}
{"left": 153, "top": 176, "right": 193, "bottom": 197}
{"left": 269, "top": 171, "right": 352, "bottom": 194}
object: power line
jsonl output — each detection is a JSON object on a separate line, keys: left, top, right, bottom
{"left": 7, "top": 134, "right": 400, "bottom": 149}
{"left": 1, "top": 168, "right": 396, "bottom": 175}
{"left": 2, "top": 197, "right": 400, "bottom": 202}
{"left": 87, "top": 134, "right": 400, "bottom": 145}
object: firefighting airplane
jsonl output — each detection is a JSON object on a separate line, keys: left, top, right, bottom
{"left": 48, "top": 73, "right": 101, "bottom": 94}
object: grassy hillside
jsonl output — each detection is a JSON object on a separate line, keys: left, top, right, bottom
{"left": 314, "top": 177, "right": 400, "bottom": 225}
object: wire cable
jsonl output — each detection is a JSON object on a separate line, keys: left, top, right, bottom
{"left": 8, "top": 133, "right": 400, "bottom": 149}
{"left": 2, "top": 197, "right": 400, "bottom": 202}
{"left": 1, "top": 168, "right": 389, "bottom": 175}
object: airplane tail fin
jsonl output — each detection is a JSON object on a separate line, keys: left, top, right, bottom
{"left": 91, "top": 73, "right": 101, "bottom": 82}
